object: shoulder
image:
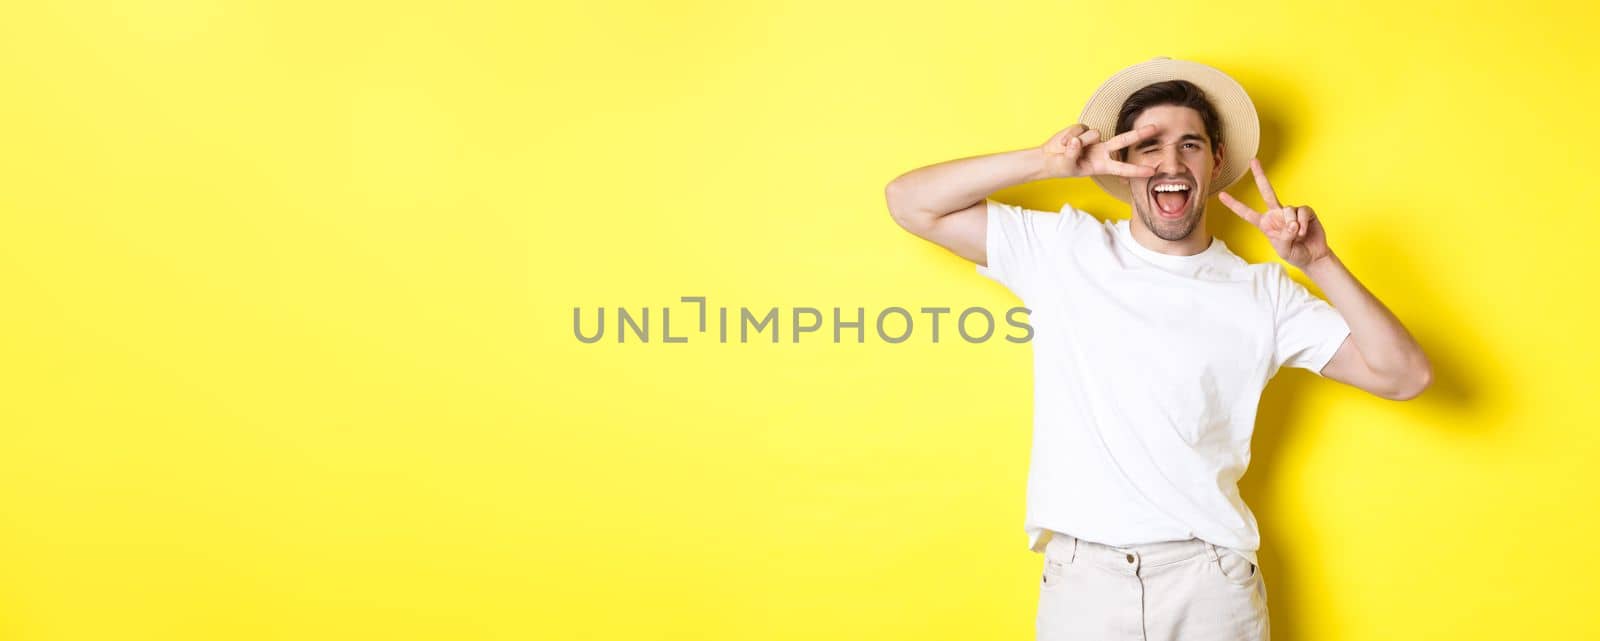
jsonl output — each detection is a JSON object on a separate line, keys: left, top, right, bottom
{"left": 984, "top": 199, "right": 1106, "bottom": 254}
{"left": 1193, "top": 240, "right": 1273, "bottom": 283}
{"left": 1247, "top": 260, "right": 1320, "bottom": 311}
{"left": 987, "top": 199, "right": 1097, "bottom": 228}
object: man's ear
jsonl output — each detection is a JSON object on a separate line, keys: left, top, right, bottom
{"left": 1212, "top": 142, "right": 1226, "bottom": 181}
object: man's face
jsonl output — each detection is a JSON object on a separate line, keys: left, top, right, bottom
{"left": 1118, "top": 105, "right": 1225, "bottom": 242}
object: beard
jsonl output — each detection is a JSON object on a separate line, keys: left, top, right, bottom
{"left": 1133, "top": 192, "right": 1203, "bottom": 242}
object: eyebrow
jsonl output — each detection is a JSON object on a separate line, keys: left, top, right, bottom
{"left": 1135, "top": 133, "right": 1209, "bottom": 150}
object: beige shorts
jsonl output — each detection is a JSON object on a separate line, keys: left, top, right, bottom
{"left": 1037, "top": 531, "right": 1269, "bottom": 641}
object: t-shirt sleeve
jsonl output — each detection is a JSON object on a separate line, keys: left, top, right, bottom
{"left": 975, "top": 198, "right": 1092, "bottom": 298}
{"left": 1271, "top": 263, "right": 1352, "bottom": 376}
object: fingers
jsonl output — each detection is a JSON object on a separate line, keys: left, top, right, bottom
{"left": 1293, "top": 205, "right": 1314, "bottom": 239}
{"left": 1064, "top": 128, "right": 1100, "bottom": 159}
{"left": 1049, "top": 124, "right": 1090, "bottom": 150}
{"left": 1064, "top": 135, "right": 1082, "bottom": 156}
{"left": 1059, "top": 124, "right": 1089, "bottom": 140}
{"left": 1249, "top": 158, "right": 1282, "bottom": 211}
{"left": 1101, "top": 159, "right": 1155, "bottom": 178}
{"left": 1269, "top": 206, "right": 1311, "bottom": 241}
{"left": 1102, "top": 123, "right": 1159, "bottom": 151}
{"left": 1217, "top": 192, "right": 1261, "bottom": 226}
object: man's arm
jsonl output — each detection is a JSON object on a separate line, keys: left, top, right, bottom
{"left": 883, "top": 123, "right": 1157, "bottom": 265}
{"left": 1306, "top": 255, "right": 1433, "bottom": 400}
{"left": 883, "top": 148, "right": 1048, "bottom": 266}
{"left": 1219, "top": 158, "right": 1432, "bottom": 401}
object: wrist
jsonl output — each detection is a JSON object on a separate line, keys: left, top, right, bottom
{"left": 1303, "top": 250, "right": 1342, "bottom": 278}
{"left": 1024, "top": 146, "right": 1058, "bottom": 181}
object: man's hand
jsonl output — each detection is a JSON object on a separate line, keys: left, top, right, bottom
{"left": 1218, "top": 158, "right": 1331, "bottom": 270}
{"left": 1039, "top": 123, "right": 1159, "bottom": 180}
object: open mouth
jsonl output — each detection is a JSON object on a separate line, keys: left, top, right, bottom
{"left": 1149, "top": 181, "right": 1193, "bottom": 218}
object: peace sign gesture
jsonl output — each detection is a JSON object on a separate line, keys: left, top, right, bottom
{"left": 1218, "top": 158, "right": 1331, "bottom": 270}
{"left": 1039, "top": 123, "right": 1159, "bottom": 180}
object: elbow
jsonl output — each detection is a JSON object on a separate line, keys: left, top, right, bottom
{"left": 883, "top": 178, "right": 922, "bottom": 232}
{"left": 1384, "top": 357, "right": 1434, "bottom": 401}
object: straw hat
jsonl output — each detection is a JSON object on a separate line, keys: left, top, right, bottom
{"left": 1077, "top": 57, "right": 1260, "bottom": 203}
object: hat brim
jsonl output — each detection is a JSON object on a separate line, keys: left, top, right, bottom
{"left": 1078, "top": 57, "right": 1260, "bottom": 204}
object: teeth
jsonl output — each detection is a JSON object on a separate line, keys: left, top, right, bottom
{"left": 1152, "top": 184, "right": 1191, "bottom": 192}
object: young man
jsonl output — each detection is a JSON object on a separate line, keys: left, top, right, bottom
{"left": 882, "top": 58, "right": 1431, "bottom": 640}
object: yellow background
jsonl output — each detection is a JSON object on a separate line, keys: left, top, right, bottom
{"left": 1, "top": 1, "right": 1596, "bottom": 639}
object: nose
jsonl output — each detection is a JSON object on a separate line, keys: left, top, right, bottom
{"left": 1135, "top": 142, "right": 1185, "bottom": 174}
{"left": 1152, "top": 142, "right": 1183, "bottom": 173}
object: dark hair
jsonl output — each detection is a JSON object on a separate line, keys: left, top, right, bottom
{"left": 1114, "top": 80, "right": 1223, "bottom": 161}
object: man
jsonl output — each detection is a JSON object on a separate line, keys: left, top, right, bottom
{"left": 882, "top": 57, "right": 1431, "bottom": 640}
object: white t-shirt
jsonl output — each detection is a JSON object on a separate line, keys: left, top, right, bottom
{"left": 978, "top": 199, "right": 1351, "bottom": 567}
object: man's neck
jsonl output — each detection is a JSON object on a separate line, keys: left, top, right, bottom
{"left": 1129, "top": 215, "right": 1212, "bottom": 256}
